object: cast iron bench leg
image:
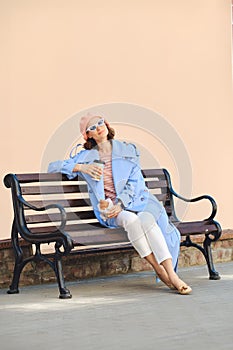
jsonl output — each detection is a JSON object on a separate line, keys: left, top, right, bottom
{"left": 203, "top": 236, "right": 220, "bottom": 280}
{"left": 8, "top": 220, "right": 24, "bottom": 294}
{"left": 181, "top": 235, "right": 220, "bottom": 280}
{"left": 54, "top": 256, "right": 72, "bottom": 299}
{"left": 8, "top": 256, "right": 35, "bottom": 294}
{"left": 7, "top": 260, "right": 23, "bottom": 294}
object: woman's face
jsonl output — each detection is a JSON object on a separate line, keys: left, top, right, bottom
{"left": 86, "top": 117, "right": 108, "bottom": 143}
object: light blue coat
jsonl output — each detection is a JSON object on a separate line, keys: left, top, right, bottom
{"left": 48, "top": 139, "right": 181, "bottom": 268}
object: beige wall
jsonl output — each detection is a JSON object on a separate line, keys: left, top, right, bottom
{"left": 1, "top": 0, "right": 232, "bottom": 239}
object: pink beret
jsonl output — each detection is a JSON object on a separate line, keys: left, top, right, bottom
{"left": 79, "top": 112, "right": 110, "bottom": 140}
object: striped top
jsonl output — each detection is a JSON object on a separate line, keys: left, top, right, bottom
{"left": 99, "top": 151, "right": 116, "bottom": 201}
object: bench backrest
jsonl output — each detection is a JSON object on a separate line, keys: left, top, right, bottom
{"left": 5, "top": 169, "right": 175, "bottom": 235}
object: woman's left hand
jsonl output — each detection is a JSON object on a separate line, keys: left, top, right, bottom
{"left": 106, "top": 203, "right": 123, "bottom": 218}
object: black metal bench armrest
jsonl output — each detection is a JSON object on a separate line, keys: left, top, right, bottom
{"left": 4, "top": 173, "right": 73, "bottom": 253}
{"left": 169, "top": 188, "right": 217, "bottom": 221}
{"left": 18, "top": 195, "right": 73, "bottom": 253}
{"left": 18, "top": 195, "right": 67, "bottom": 231}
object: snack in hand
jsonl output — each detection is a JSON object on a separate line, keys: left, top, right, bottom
{"left": 98, "top": 198, "right": 113, "bottom": 221}
{"left": 99, "top": 199, "right": 110, "bottom": 210}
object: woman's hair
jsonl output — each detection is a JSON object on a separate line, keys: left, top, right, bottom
{"left": 83, "top": 125, "right": 115, "bottom": 150}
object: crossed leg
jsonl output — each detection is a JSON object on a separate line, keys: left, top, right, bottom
{"left": 116, "top": 210, "right": 192, "bottom": 294}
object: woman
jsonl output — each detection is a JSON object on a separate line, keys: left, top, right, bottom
{"left": 48, "top": 113, "right": 192, "bottom": 294}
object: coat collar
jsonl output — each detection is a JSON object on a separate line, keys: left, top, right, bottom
{"left": 80, "top": 140, "right": 139, "bottom": 163}
{"left": 112, "top": 140, "right": 139, "bottom": 160}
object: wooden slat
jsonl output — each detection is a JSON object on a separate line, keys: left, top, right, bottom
{"left": 71, "top": 231, "right": 129, "bottom": 246}
{"left": 26, "top": 210, "right": 96, "bottom": 224}
{"left": 174, "top": 221, "right": 219, "bottom": 235}
{"left": 146, "top": 180, "right": 168, "bottom": 189}
{"left": 67, "top": 226, "right": 129, "bottom": 245}
{"left": 69, "top": 243, "right": 133, "bottom": 254}
{"left": 21, "top": 184, "right": 88, "bottom": 195}
{"left": 23, "top": 198, "right": 91, "bottom": 209}
{"left": 29, "top": 222, "right": 109, "bottom": 235}
{"left": 16, "top": 173, "right": 67, "bottom": 183}
{"left": 142, "top": 169, "right": 165, "bottom": 177}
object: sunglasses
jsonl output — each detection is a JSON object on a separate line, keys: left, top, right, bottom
{"left": 86, "top": 118, "right": 105, "bottom": 132}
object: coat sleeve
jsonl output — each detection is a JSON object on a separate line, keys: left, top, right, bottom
{"left": 47, "top": 151, "right": 85, "bottom": 180}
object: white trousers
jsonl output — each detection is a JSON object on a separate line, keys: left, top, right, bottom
{"left": 116, "top": 210, "right": 172, "bottom": 264}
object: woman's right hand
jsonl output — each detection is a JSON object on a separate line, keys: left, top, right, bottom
{"left": 74, "top": 163, "right": 103, "bottom": 179}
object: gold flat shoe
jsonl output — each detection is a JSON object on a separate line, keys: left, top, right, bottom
{"left": 177, "top": 285, "right": 192, "bottom": 295}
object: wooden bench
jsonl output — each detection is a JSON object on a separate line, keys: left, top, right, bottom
{"left": 4, "top": 169, "right": 222, "bottom": 299}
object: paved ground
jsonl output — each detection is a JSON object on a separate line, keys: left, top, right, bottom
{"left": 0, "top": 262, "right": 233, "bottom": 350}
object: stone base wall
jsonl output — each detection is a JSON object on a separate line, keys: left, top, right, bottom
{"left": 0, "top": 230, "right": 232, "bottom": 289}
